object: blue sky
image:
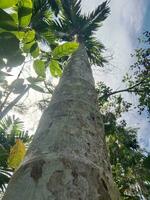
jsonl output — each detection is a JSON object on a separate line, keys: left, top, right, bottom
{"left": 82, "top": 0, "right": 150, "bottom": 150}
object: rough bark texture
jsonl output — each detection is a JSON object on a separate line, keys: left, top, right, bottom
{"left": 3, "top": 45, "right": 120, "bottom": 200}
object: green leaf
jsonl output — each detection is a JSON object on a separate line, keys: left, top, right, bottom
{"left": 0, "top": 32, "right": 20, "bottom": 58}
{"left": 23, "top": 30, "right": 35, "bottom": 43}
{"left": 0, "top": 8, "right": 17, "bottom": 30}
{"left": 52, "top": 42, "right": 79, "bottom": 59}
{"left": 0, "top": 0, "right": 18, "bottom": 9}
{"left": 33, "top": 60, "right": 45, "bottom": 78}
{"left": 22, "top": 41, "right": 34, "bottom": 53}
{"left": 22, "top": 30, "right": 35, "bottom": 53}
{"left": 18, "top": 0, "right": 33, "bottom": 28}
{"left": 49, "top": 60, "right": 62, "bottom": 77}
{"left": 12, "top": 31, "right": 25, "bottom": 40}
{"left": 30, "top": 42, "right": 39, "bottom": 58}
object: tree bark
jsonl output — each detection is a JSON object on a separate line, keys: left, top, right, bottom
{"left": 3, "top": 45, "right": 120, "bottom": 200}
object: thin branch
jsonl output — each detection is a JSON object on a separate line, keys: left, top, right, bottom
{"left": 100, "top": 76, "right": 148, "bottom": 99}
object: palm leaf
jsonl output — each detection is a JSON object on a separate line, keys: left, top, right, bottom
{"left": 82, "top": 1, "right": 110, "bottom": 38}
{"left": 0, "top": 168, "right": 12, "bottom": 192}
{"left": 85, "top": 37, "right": 107, "bottom": 67}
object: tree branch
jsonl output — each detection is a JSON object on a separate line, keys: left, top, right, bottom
{"left": 100, "top": 76, "right": 148, "bottom": 99}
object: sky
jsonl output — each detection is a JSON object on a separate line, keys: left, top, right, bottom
{"left": 81, "top": 0, "right": 150, "bottom": 150}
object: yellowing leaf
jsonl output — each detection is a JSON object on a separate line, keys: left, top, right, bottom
{"left": 52, "top": 42, "right": 79, "bottom": 59}
{"left": 7, "top": 139, "right": 26, "bottom": 170}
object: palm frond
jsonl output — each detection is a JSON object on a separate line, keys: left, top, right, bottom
{"left": 85, "top": 37, "right": 107, "bottom": 66}
{"left": 31, "top": 0, "right": 60, "bottom": 32}
{"left": 82, "top": 1, "right": 110, "bottom": 37}
{"left": 0, "top": 168, "right": 12, "bottom": 192}
{"left": 49, "top": 0, "right": 60, "bottom": 16}
{"left": 61, "top": 0, "right": 83, "bottom": 28}
{"left": 0, "top": 116, "right": 31, "bottom": 148}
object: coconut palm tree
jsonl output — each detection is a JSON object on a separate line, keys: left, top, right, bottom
{"left": 3, "top": 0, "right": 120, "bottom": 199}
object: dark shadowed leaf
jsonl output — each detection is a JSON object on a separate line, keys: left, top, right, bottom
{"left": 30, "top": 42, "right": 40, "bottom": 58}
{"left": 0, "top": 32, "right": 19, "bottom": 58}
{"left": 0, "top": 9, "right": 17, "bottom": 30}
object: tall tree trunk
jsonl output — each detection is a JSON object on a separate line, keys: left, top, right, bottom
{"left": 3, "top": 45, "right": 120, "bottom": 200}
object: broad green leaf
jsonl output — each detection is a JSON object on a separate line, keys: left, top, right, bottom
{"left": 33, "top": 60, "right": 45, "bottom": 78}
{"left": 18, "top": 0, "right": 33, "bottom": 28}
{"left": 52, "top": 42, "right": 79, "bottom": 59}
{"left": 30, "top": 84, "right": 45, "bottom": 93}
{"left": 22, "top": 41, "right": 34, "bottom": 53}
{"left": 7, "top": 139, "right": 26, "bottom": 170}
{"left": 30, "top": 42, "right": 39, "bottom": 58}
{"left": 0, "top": 0, "right": 18, "bottom": 9}
{"left": 23, "top": 30, "right": 35, "bottom": 43}
{"left": 12, "top": 31, "right": 25, "bottom": 40}
{"left": 22, "top": 30, "right": 35, "bottom": 52}
{"left": 0, "top": 8, "right": 17, "bottom": 30}
{"left": 49, "top": 60, "right": 62, "bottom": 77}
{"left": 0, "top": 32, "right": 19, "bottom": 58}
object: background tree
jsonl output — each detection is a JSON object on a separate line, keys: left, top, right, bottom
{"left": 97, "top": 93, "right": 150, "bottom": 199}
